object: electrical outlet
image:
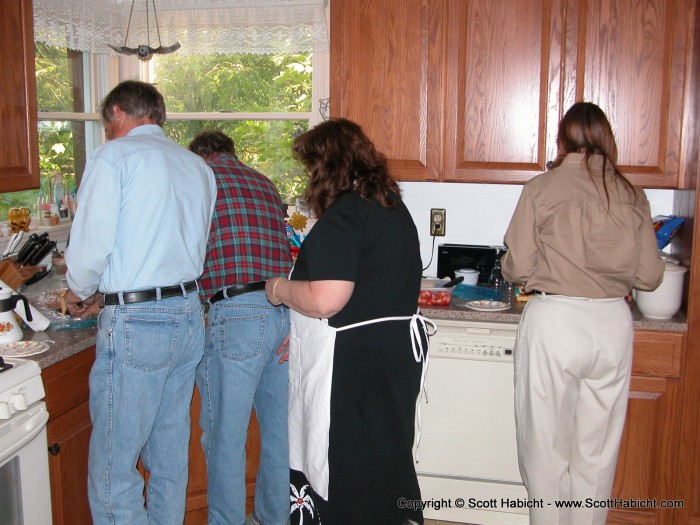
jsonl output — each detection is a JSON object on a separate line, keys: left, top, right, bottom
{"left": 430, "top": 208, "right": 446, "bottom": 236}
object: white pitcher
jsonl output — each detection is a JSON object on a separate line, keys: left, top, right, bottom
{"left": 0, "top": 286, "right": 32, "bottom": 343}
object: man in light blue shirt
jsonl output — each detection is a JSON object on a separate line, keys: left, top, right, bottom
{"left": 64, "top": 80, "right": 216, "bottom": 525}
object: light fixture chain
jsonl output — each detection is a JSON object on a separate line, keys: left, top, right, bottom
{"left": 152, "top": 0, "right": 164, "bottom": 48}
{"left": 123, "top": 0, "right": 137, "bottom": 47}
{"left": 145, "top": 0, "right": 151, "bottom": 47}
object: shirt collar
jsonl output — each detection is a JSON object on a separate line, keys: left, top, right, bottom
{"left": 561, "top": 152, "right": 611, "bottom": 174}
{"left": 126, "top": 124, "right": 165, "bottom": 137}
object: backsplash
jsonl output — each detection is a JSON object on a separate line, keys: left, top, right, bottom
{"left": 400, "top": 182, "right": 674, "bottom": 276}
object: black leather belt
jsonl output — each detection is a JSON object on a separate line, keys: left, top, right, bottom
{"left": 208, "top": 281, "right": 266, "bottom": 305}
{"left": 102, "top": 281, "right": 198, "bottom": 306}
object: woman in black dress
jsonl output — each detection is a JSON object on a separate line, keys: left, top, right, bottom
{"left": 265, "top": 118, "right": 429, "bottom": 525}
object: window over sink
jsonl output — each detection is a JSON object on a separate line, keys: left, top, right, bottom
{"left": 0, "top": 20, "right": 329, "bottom": 221}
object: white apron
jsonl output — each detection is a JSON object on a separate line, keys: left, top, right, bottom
{"left": 288, "top": 309, "right": 435, "bottom": 500}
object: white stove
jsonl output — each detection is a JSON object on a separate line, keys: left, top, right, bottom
{"left": 0, "top": 356, "right": 53, "bottom": 524}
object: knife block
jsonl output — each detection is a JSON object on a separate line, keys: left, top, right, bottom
{"left": 0, "top": 260, "right": 40, "bottom": 290}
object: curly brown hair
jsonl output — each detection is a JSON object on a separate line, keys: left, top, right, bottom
{"left": 292, "top": 118, "right": 401, "bottom": 217}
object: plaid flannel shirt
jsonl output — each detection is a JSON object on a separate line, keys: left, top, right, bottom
{"left": 199, "top": 152, "right": 292, "bottom": 301}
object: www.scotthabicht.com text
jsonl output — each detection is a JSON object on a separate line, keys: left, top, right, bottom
{"left": 396, "top": 497, "right": 685, "bottom": 511}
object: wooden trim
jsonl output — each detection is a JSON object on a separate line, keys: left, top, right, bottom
{"left": 674, "top": 1, "right": 700, "bottom": 523}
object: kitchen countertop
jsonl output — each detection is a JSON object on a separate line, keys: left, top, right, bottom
{"left": 5, "top": 285, "right": 686, "bottom": 371}
{"left": 19, "top": 322, "right": 97, "bottom": 369}
{"left": 421, "top": 297, "right": 687, "bottom": 332}
{"left": 3, "top": 272, "right": 98, "bottom": 369}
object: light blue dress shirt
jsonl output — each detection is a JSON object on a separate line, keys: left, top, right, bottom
{"left": 66, "top": 125, "right": 217, "bottom": 300}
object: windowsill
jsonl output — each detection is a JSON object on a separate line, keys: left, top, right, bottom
{"left": 0, "top": 222, "right": 72, "bottom": 261}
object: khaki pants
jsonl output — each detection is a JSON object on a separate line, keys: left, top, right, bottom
{"left": 514, "top": 293, "right": 633, "bottom": 525}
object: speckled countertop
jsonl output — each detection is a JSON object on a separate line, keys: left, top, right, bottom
{"left": 19, "top": 323, "right": 97, "bottom": 369}
{"left": 17, "top": 297, "right": 685, "bottom": 371}
{"left": 421, "top": 298, "right": 687, "bottom": 332}
{"left": 3, "top": 283, "right": 686, "bottom": 372}
{"left": 3, "top": 273, "right": 98, "bottom": 370}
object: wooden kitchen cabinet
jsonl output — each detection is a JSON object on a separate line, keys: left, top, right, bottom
{"left": 559, "top": 0, "right": 694, "bottom": 188}
{"left": 42, "top": 346, "right": 261, "bottom": 525}
{"left": 608, "top": 330, "right": 685, "bottom": 525}
{"left": 331, "top": 0, "right": 696, "bottom": 187}
{"left": 43, "top": 346, "right": 95, "bottom": 525}
{"left": 330, "top": 0, "right": 444, "bottom": 181}
{"left": 0, "top": 0, "right": 40, "bottom": 191}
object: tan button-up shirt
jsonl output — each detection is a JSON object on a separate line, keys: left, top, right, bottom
{"left": 501, "top": 153, "right": 664, "bottom": 298}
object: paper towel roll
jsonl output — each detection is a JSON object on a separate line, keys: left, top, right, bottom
{"left": 0, "top": 278, "right": 51, "bottom": 331}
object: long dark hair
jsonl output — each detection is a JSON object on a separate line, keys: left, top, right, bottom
{"left": 551, "top": 102, "right": 634, "bottom": 203}
{"left": 292, "top": 118, "right": 401, "bottom": 216}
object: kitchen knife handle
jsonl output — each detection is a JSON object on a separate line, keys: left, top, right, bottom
{"left": 19, "top": 237, "right": 48, "bottom": 267}
{"left": 27, "top": 240, "right": 57, "bottom": 266}
{"left": 15, "top": 233, "right": 40, "bottom": 264}
{"left": 24, "top": 267, "right": 51, "bottom": 286}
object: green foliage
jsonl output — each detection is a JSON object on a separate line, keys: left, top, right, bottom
{"left": 34, "top": 43, "right": 73, "bottom": 112}
{"left": 0, "top": 47, "right": 312, "bottom": 220}
{"left": 153, "top": 52, "right": 312, "bottom": 202}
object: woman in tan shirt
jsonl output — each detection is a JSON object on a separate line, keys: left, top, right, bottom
{"left": 501, "top": 102, "right": 664, "bottom": 525}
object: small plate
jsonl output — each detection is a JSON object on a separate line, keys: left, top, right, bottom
{"left": 464, "top": 300, "right": 511, "bottom": 312}
{"left": 0, "top": 341, "right": 50, "bottom": 357}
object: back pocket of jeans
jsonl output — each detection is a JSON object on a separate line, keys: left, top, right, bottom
{"left": 216, "top": 314, "right": 266, "bottom": 361}
{"left": 123, "top": 316, "right": 179, "bottom": 371}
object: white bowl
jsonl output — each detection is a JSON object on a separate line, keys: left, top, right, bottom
{"left": 455, "top": 268, "right": 479, "bottom": 285}
{"left": 634, "top": 262, "right": 687, "bottom": 319}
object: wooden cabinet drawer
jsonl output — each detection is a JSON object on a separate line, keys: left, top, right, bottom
{"left": 43, "top": 346, "right": 95, "bottom": 418}
{"left": 632, "top": 331, "right": 684, "bottom": 379}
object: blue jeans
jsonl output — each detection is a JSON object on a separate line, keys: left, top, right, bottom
{"left": 88, "top": 291, "right": 204, "bottom": 525}
{"left": 196, "top": 291, "right": 290, "bottom": 525}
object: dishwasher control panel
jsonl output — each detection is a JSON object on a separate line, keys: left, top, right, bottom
{"left": 431, "top": 339, "right": 514, "bottom": 361}
{"left": 429, "top": 319, "right": 517, "bottom": 362}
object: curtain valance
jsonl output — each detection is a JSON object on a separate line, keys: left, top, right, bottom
{"left": 33, "top": 0, "right": 329, "bottom": 55}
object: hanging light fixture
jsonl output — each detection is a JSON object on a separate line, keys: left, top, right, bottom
{"left": 108, "top": 0, "right": 180, "bottom": 61}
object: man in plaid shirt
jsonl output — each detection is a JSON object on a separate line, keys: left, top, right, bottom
{"left": 189, "top": 130, "right": 292, "bottom": 525}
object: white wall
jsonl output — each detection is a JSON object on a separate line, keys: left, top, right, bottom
{"left": 400, "top": 182, "right": 675, "bottom": 277}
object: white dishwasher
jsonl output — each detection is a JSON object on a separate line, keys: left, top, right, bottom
{"left": 415, "top": 318, "right": 528, "bottom": 525}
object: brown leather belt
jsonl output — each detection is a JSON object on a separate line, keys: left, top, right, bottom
{"left": 208, "top": 281, "right": 267, "bottom": 305}
{"left": 102, "top": 281, "right": 198, "bottom": 306}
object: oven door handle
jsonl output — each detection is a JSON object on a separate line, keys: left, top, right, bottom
{"left": 0, "top": 403, "right": 49, "bottom": 464}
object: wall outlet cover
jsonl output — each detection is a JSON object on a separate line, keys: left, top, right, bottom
{"left": 430, "top": 208, "right": 446, "bottom": 236}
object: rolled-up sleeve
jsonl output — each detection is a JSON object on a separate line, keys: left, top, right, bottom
{"left": 501, "top": 186, "right": 539, "bottom": 285}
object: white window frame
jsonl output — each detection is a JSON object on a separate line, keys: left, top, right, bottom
{"left": 38, "top": 51, "right": 330, "bottom": 163}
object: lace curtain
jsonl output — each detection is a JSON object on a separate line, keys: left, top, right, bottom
{"left": 33, "top": 0, "right": 329, "bottom": 55}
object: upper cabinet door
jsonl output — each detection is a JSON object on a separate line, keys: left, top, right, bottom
{"left": 0, "top": 0, "right": 40, "bottom": 192}
{"left": 330, "top": 0, "right": 696, "bottom": 187}
{"left": 443, "top": 0, "right": 564, "bottom": 183}
{"left": 563, "top": 0, "right": 693, "bottom": 188}
{"left": 330, "top": 0, "right": 444, "bottom": 181}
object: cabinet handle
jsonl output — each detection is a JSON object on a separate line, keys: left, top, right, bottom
{"left": 48, "top": 443, "right": 61, "bottom": 456}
